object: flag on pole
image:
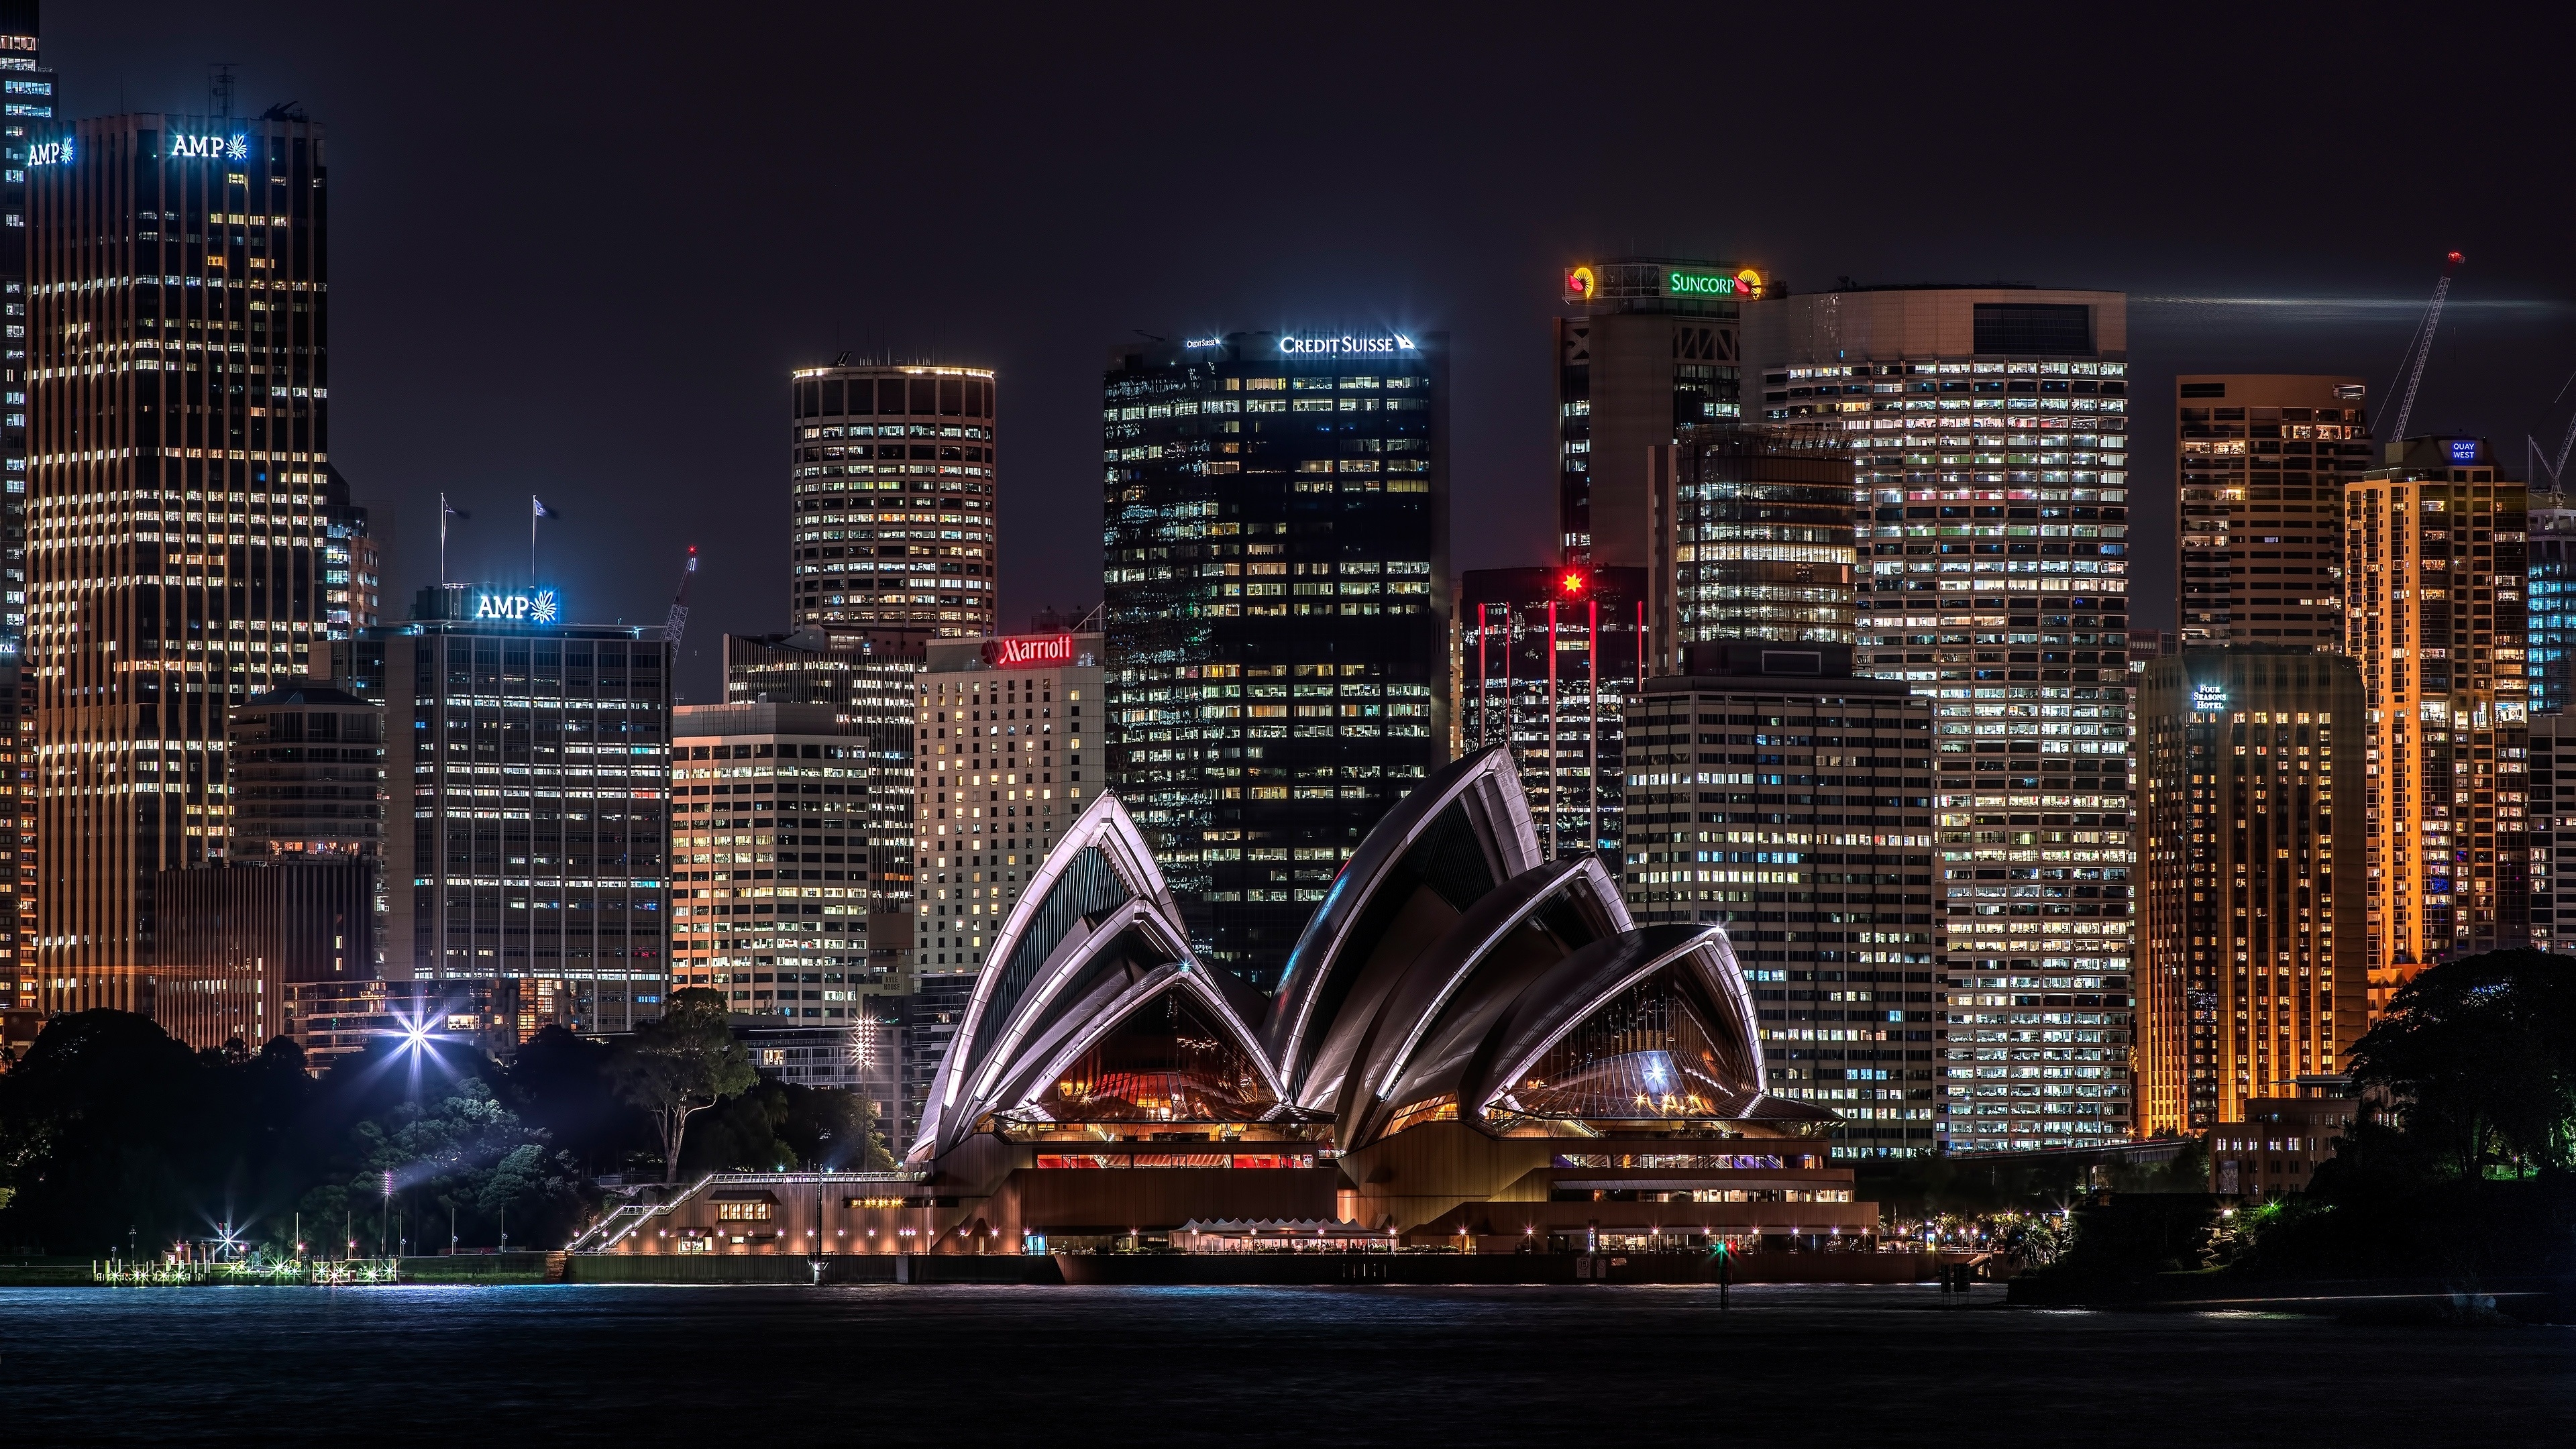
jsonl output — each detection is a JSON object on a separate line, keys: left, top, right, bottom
{"left": 533, "top": 496, "right": 561, "bottom": 519}
{"left": 443, "top": 498, "right": 471, "bottom": 521}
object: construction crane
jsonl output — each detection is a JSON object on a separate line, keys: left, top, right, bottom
{"left": 2526, "top": 370, "right": 2576, "bottom": 504}
{"left": 664, "top": 545, "right": 698, "bottom": 646}
{"left": 2385, "top": 250, "right": 2463, "bottom": 443}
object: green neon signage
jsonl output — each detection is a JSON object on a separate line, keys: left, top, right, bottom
{"left": 1664, "top": 267, "right": 1766, "bottom": 299}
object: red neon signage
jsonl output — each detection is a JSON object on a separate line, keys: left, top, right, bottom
{"left": 981, "top": 633, "right": 1077, "bottom": 669}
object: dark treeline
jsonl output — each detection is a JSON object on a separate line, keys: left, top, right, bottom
{"left": 0, "top": 992, "right": 892, "bottom": 1258}
{"left": 2033, "top": 949, "right": 2576, "bottom": 1286}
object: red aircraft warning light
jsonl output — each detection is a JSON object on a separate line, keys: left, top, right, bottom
{"left": 1558, "top": 568, "right": 1589, "bottom": 598}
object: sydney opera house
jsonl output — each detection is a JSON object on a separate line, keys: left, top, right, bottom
{"left": 594, "top": 749, "right": 1881, "bottom": 1258}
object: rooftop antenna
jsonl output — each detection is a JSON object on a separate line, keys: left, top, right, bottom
{"left": 208, "top": 62, "right": 238, "bottom": 119}
{"left": 832, "top": 350, "right": 851, "bottom": 367}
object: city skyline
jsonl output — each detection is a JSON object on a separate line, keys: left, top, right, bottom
{"left": 34, "top": 6, "right": 2576, "bottom": 706}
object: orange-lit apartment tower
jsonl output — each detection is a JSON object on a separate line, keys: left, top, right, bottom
{"left": 2140, "top": 649, "right": 2366, "bottom": 1134}
{"left": 2343, "top": 436, "right": 2529, "bottom": 1018}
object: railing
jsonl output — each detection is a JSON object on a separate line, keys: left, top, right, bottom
{"left": 568, "top": 1171, "right": 929, "bottom": 1253}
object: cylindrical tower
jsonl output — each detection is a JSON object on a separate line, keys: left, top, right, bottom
{"left": 787, "top": 364, "right": 998, "bottom": 647}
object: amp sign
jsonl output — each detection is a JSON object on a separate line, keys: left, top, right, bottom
{"left": 472, "top": 588, "right": 559, "bottom": 625}
{"left": 168, "top": 131, "right": 248, "bottom": 162}
{"left": 981, "top": 633, "right": 1077, "bottom": 669}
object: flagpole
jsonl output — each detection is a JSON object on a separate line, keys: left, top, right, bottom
{"left": 530, "top": 495, "right": 537, "bottom": 587}
{"left": 439, "top": 493, "right": 449, "bottom": 584}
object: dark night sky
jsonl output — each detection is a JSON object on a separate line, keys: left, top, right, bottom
{"left": 48, "top": 4, "right": 2576, "bottom": 697}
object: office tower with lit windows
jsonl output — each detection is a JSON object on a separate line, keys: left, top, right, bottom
{"left": 2176, "top": 375, "right": 2373, "bottom": 647}
{"left": 2526, "top": 501, "right": 2576, "bottom": 717}
{"left": 722, "top": 626, "right": 920, "bottom": 987}
{"left": 1103, "top": 330, "right": 1448, "bottom": 988}
{"left": 0, "top": 5, "right": 52, "bottom": 987}
{"left": 788, "top": 364, "right": 997, "bottom": 649}
{"left": 1619, "top": 643, "right": 1942, "bottom": 1157}
{"left": 908, "top": 631, "right": 1102, "bottom": 1144}
{"left": 2343, "top": 436, "right": 2529, "bottom": 1017}
{"left": 1557, "top": 259, "right": 1757, "bottom": 568}
{"left": 383, "top": 586, "right": 671, "bottom": 1033}
{"left": 2528, "top": 712, "right": 2576, "bottom": 951}
{"left": 1748, "top": 284, "right": 2136, "bottom": 1152}
{"left": 2140, "top": 649, "right": 2365, "bottom": 1135}
{"left": 1658, "top": 423, "right": 1856, "bottom": 669}
{"left": 25, "top": 109, "right": 349, "bottom": 1006}
{"left": 1454, "top": 566, "right": 1643, "bottom": 865}
{"left": 669, "top": 702, "right": 890, "bottom": 1018}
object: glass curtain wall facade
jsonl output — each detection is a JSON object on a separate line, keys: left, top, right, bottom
{"left": 1748, "top": 286, "right": 2137, "bottom": 1152}
{"left": 0, "top": 5, "right": 52, "bottom": 985}
{"left": 383, "top": 611, "right": 671, "bottom": 1034}
{"left": 1660, "top": 423, "right": 1856, "bottom": 670}
{"left": 2343, "top": 437, "right": 2529, "bottom": 1018}
{"left": 2527, "top": 504, "right": 2576, "bottom": 717}
{"left": 1102, "top": 331, "right": 1449, "bottom": 988}
{"left": 2176, "top": 375, "right": 2371, "bottom": 647}
{"left": 1556, "top": 259, "right": 1752, "bottom": 568}
{"left": 1618, "top": 647, "right": 1942, "bottom": 1157}
{"left": 788, "top": 364, "right": 996, "bottom": 648}
{"left": 1453, "top": 566, "right": 1642, "bottom": 865}
{"left": 2140, "top": 649, "right": 2366, "bottom": 1135}
{"left": 27, "top": 110, "right": 351, "bottom": 998}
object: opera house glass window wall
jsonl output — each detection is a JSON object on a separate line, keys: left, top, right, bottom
{"left": 1101, "top": 331, "right": 1450, "bottom": 991}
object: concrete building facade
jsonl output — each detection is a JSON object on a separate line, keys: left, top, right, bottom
{"left": 2175, "top": 375, "right": 2372, "bottom": 647}
{"left": 1619, "top": 643, "right": 1945, "bottom": 1156}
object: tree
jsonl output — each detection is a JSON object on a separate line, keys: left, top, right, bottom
{"left": 2348, "top": 948, "right": 2576, "bottom": 1179}
{"left": 608, "top": 988, "right": 755, "bottom": 1183}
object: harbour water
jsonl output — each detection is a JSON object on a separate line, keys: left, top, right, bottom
{"left": 7, "top": 1283, "right": 2570, "bottom": 1442}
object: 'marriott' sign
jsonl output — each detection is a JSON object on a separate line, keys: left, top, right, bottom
{"left": 982, "top": 634, "right": 1075, "bottom": 669}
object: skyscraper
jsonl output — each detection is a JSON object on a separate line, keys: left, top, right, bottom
{"left": 1558, "top": 259, "right": 1758, "bottom": 568}
{"left": 787, "top": 364, "right": 997, "bottom": 647}
{"left": 2528, "top": 712, "right": 2576, "bottom": 951}
{"left": 669, "top": 702, "right": 886, "bottom": 1016}
{"left": 2139, "top": 649, "right": 2366, "bottom": 1135}
{"left": 2343, "top": 435, "right": 2529, "bottom": 1016}
{"left": 1454, "top": 565, "right": 1644, "bottom": 865}
{"left": 1103, "top": 329, "right": 1449, "bottom": 987}
{"left": 0, "top": 3, "right": 55, "bottom": 998}
{"left": 722, "top": 627, "right": 920, "bottom": 987}
{"left": 2174, "top": 375, "right": 2372, "bottom": 647}
{"left": 908, "top": 629, "right": 1103, "bottom": 1142}
{"left": 1618, "top": 643, "right": 1941, "bottom": 1157}
{"left": 1658, "top": 423, "right": 1857, "bottom": 667}
{"left": 1748, "top": 284, "right": 2137, "bottom": 1153}
{"left": 27, "top": 108, "right": 351, "bottom": 1000}
{"left": 384, "top": 584, "right": 672, "bottom": 1034}
{"left": 2525, "top": 500, "right": 2576, "bottom": 716}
